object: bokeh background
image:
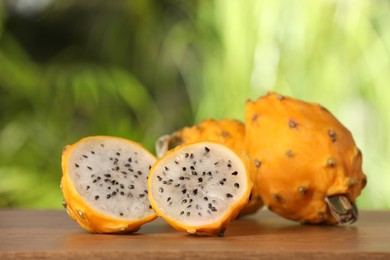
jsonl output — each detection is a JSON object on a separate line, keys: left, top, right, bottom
{"left": 0, "top": 0, "right": 389, "bottom": 209}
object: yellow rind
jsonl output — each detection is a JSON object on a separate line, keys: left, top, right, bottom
{"left": 245, "top": 92, "right": 367, "bottom": 224}
{"left": 61, "top": 136, "right": 157, "bottom": 233}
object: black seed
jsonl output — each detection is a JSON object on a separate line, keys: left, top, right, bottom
{"left": 179, "top": 176, "right": 185, "bottom": 180}
{"left": 95, "top": 195, "right": 99, "bottom": 200}
{"left": 110, "top": 158, "right": 113, "bottom": 161}
{"left": 289, "top": 119, "right": 298, "bottom": 128}
{"left": 128, "top": 168, "right": 134, "bottom": 172}
{"left": 214, "top": 161, "right": 219, "bottom": 165}
{"left": 182, "top": 199, "right": 187, "bottom": 204}
{"left": 227, "top": 162, "right": 232, "bottom": 168}
{"left": 75, "top": 164, "right": 79, "bottom": 168}
{"left": 190, "top": 153, "right": 194, "bottom": 159}
{"left": 86, "top": 186, "right": 90, "bottom": 190}
{"left": 163, "top": 181, "right": 167, "bottom": 184}
{"left": 167, "top": 197, "right": 171, "bottom": 202}
{"left": 116, "top": 152, "right": 120, "bottom": 156}
{"left": 174, "top": 161, "right": 179, "bottom": 164}
{"left": 157, "top": 176, "right": 162, "bottom": 181}
{"left": 134, "top": 175, "right": 138, "bottom": 178}
{"left": 137, "top": 171, "right": 142, "bottom": 175}
{"left": 87, "top": 166, "right": 92, "bottom": 170}
{"left": 180, "top": 211, "right": 184, "bottom": 215}
{"left": 128, "top": 158, "right": 132, "bottom": 162}
{"left": 114, "top": 158, "right": 118, "bottom": 164}
{"left": 97, "top": 177, "right": 101, "bottom": 180}
{"left": 104, "top": 179, "right": 110, "bottom": 182}
{"left": 128, "top": 185, "right": 134, "bottom": 189}
{"left": 182, "top": 189, "right": 187, "bottom": 194}
{"left": 108, "top": 186, "right": 111, "bottom": 190}
{"left": 211, "top": 207, "right": 217, "bottom": 212}
{"left": 149, "top": 165, "right": 152, "bottom": 170}
{"left": 93, "top": 179, "right": 97, "bottom": 183}
{"left": 139, "top": 194, "right": 145, "bottom": 198}
{"left": 91, "top": 151, "right": 95, "bottom": 154}
{"left": 121, "top": 171, "right": 127, "bottom": 175}
{"left": 175, "top": 184, "right": 180, "bottom": 187}
{"left": 219, "top": 180, "right": 224, "bottom": 185}
{"left": 106, "top": 194, "right": 111, "bottom": 199}
{"left": 191, "top": 171, "right": 197, "bottom": 176}
{"left": 223, "top": 178, "right": 226, "bottom": 181}
{"left": 184, "top": 153, "right": 189, "bottom": 158}
{"left": 149, "top": 205, "right": 153, "bottom": 209}
{"left": 190, "top": 166, "right": 195, "bottom": 170}
{"left": 198, "top": 212, "right": 202, "bottom": 216}
{"left": 115, "top": 166, "right": 120, "bottom": 171}
{"left": 193, "top": 189, "right": 198, "bottom": 195}
{"left": 120, "top": 192, "right": 124, "bottom": 196}
{"left": 159, "top": 188, "right": 164, "bottom": 193}
{"left": 111, "top": 180, "right": 116, "bottom": 185}
{"left": 120, "top": 212, "right": 123, "bottom": 216}
{"left": 104, "top": 174, "right": 111, "bottom": 178}
{"left": 187, "top": 212, "right": 190, "bottom": 216}
{"left": 226, "top": 193, "right": 233, "bottom": 198}
{"left": 207, "top": 171, "right": 212, "bottom": 176}
{"left": 205, "top": 147, "right": 210, "bottom": 153}
{"left": 198, "top": 178, "right": 203, "bottom": 182}
{"left": 234, "top": 183, "right": 240, "bottom": 188}
{"left": 128, "top": 193, "right": 133, "bottom": 198}
{"left": 82, "top": 154, "right": 88, "bottom": 158}
{"left": 100, "top": 144, "right": 104, "bottom": 147}
{"left": 144, "top": 190, "right": 148, "bottom": 194}
{"left": 204, "top": 197, "right": 208, "bottom": 201}
{"left": 208, "top": 203, "right": 212, "bottom": 209}
{"left": 112, "top": 191, "right": 117, "bottom": 196}
{"left": 182, "top": 167, "right": 186, "bottom": 171}
{"left": 232, "top": 171, "right": 238, "bottom": 176}
{"left": 169, "top": 201, "right": 173, "bottom": 206}
{"left": 125, "top": 164, "right": 130, "bottom": 167}
{"left": 164, "top": 166, "right": 169, "bottom": 171}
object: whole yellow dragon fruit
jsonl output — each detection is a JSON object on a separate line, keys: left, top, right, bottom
{"left": 245, "top": 92, "right": 367, "bottom": 224}
{"left": 155, "top": 118, "right": 263, "bottom": 216}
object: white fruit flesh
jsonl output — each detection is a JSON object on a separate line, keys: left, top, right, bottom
{"left": 67, "top": 137, "right": 156, "bottom": 220}
{"left": 149, "top": 142, "right": 249, "bottom": 227}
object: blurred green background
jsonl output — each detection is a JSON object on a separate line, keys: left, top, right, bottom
{"left": 0, "top": 0, "right": 389, "bottom": 209}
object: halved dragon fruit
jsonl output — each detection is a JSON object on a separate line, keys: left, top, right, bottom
{"left": 148, "top": 141, "right": 252, "bottom": 236}
{"left": 61, "top": 136, "right": 157, "bottom": 233}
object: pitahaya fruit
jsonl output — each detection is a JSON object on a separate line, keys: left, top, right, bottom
{"left": 148, "top": 141, "right": 252, "bottom": 236}
{"left": 155, "top": 118, "right": 263, "bottom": 216}
{"left": 245, "top": 92, "right": 367, "bottom": 224}
{"left": 61, "top": 136, "right": 157, "bottom": 233}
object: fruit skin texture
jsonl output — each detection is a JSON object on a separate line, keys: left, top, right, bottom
{"left": 61, "top": 136, "right": 157, "bottom": 233}
{"left": 155, "top": 118, "right": 263, "bottom": 216}
{"left": 245, "top": 92, "right": 367, "bottom": 224}
{"left": 148, "top": 141, "right": 253, "bottom": 236}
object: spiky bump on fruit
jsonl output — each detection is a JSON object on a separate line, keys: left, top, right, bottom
{"left": 61, "top": 136, "right": 157, "bottom": 233}
{"left": 245, "top": 92, "right": 367, "bottom": 224}
{"left": 155, "top": 118, "right": 263, "bottom": 216}
{"left": 148, "top": 142, "right": 252, "bottom": 236}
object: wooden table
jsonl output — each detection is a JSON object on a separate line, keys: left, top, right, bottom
{"left": 0, "top": 209, "right": 389, "bottom": 259}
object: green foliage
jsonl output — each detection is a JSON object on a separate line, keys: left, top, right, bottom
{"left": 0, "top": 0, "right": 389, "bottom": 209}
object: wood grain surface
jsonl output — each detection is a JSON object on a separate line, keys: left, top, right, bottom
{"left": 0, "top": 209, "right": 389, "bottom": 259}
